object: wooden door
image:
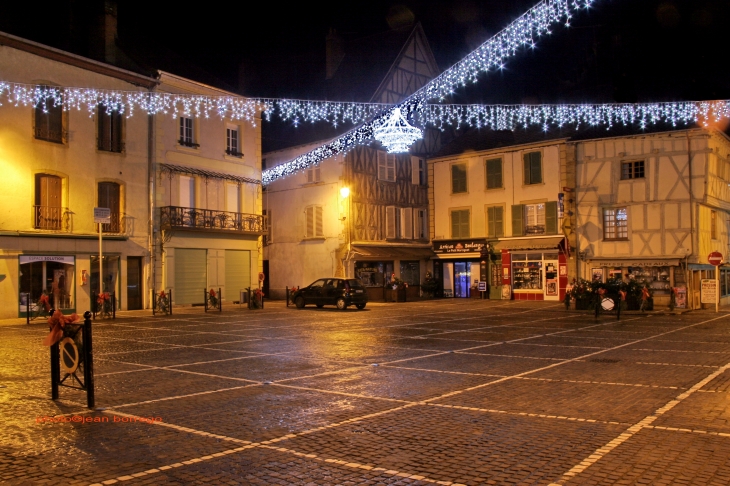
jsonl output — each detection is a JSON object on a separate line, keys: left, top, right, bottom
{"left": 98, "top": 182, "right": 120, "bottom": 232}
{"left": 35, "top": 174, "right": 61, "bottom": 229}
{"left": 127, "top": 257, "right": 143, "bottom": 310}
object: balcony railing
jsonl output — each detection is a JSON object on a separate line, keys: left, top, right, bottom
{"left": 33, "top": 205, "right": 70, "bottom": 232}
{"left": 525, "top": 224, "right": 546, "bottom": 235}
{"left": 160, "top": 206, "right": 266, "bottom": 234}
{"left": 101, "top": 213, "right": 126, "bottom": 234}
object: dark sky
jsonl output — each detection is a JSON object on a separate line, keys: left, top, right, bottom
{"left": 2, "top": 0, "right": 729, "bottom": 104}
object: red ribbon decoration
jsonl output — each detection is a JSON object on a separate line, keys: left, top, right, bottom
{"left": 42, "top": 310, "right": 80, "bottom": 346}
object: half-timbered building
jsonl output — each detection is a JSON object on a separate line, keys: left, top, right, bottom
{"left": 263, "top": 23, "right": 441, "bottom": 301}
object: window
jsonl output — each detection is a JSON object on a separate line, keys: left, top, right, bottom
{"left": 511, "top": 202, "right": 558, "bottom": 236}
{"left": 412, "top": 157, "right": 426, "bottom": 185}
{"left": 451, "top": 163, "right": 467, "bottom": 193}
{"left": 305, "top": 205, "right": 323, "bottom": 238}
{"left": 179, "top": 117, "right": 198, "bottom": 147}
{"left": 306, "top": 166, "right": 321, "bottom": 183}
{"left": 415, "top": 208, "right": 428, "bottom": 239}
{"left": 485, "top": 158, "right": 502, "bottom": 189}
{"left": 98, "top": 182, "right": 121, "bottom": 233}
{"left": 712, "top": 210, "right": 718, "bottom": 239}
{"left": 603, "top": 207, "right": 628, "bottom": 240}
{"left": 226, "top": 126, "right": 242, "bottom": 157}
{"left": 486, "top": 205, "right": 504, "bottom": 238}
{"left": 34, "top": 90, "right": 64, "bottom": 143}
{"left": 621, "top": 160, "right": 645, "bottom": 180}
{"left": 34, "top": 174, "right": 63, "bottom": 230}
{"left": 523, "top": 151, "right": 542, "bottom": 185}
{"left": 378, "top": 152, "right": 396, "bottom": 182}
{"left": 179, "top": 175, "right": 195, "bottom": 208}
{"left": 451, "top": 209, "right": 470, "bottom": 238}
{"left": 98, "top": 105, "right": 123, "bottom": 152}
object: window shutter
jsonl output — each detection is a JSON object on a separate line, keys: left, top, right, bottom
{"left": 378, "top": 152, "right": 386, "bottom": 180}
{"left": 512, "top": 204, "right": 524, "bottom": 237}
{"left": 387, "top": 154, "right": 396, "bottom": 181}
{"left": 411, "top": 157, "right": 420, "bottom": 185}
{"left": 315, "top": 167, "right": 320, "bottom": 182}
{"left": 495, "top": 206, "right": 504, "bottom": 237}
{"left": 403, "top": 208, "right": 413, "bottom": 239}
{"left": 487, "top": 206, "right": 496, "bottom": 238}
{"left": 306, "top": 206, "right": 314, "bottom": 238}
{"left": 315, "top": 206, "right": 323, "bottom": 236}
{"left": 545, "top": 201, "right": 558, "bottom": 234}
{"left": 386, "top": 206, "right": 396, "bottom": 238}
{"left": 523, "top": 155, "right": 531, "bottom": 185}
{"left": 486, "top": 158, "right": 502, "bottom": 189}
{"left": 531, "top": 153, "right": 542, "bottom": 184}
{"left": 307, "top": 169, "right": 313, "bottom": 183}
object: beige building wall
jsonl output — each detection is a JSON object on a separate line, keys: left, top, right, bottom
{"left": 0, "top": 42, "right": 154, "bottom": 319}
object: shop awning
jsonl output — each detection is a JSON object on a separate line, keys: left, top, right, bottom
{"left": 160, "top": 163, "right": 261, "bottom": 185}
{"left": 492, "top": 236, "right": 565, "bottom": 251}
{"left": 588, "top": 258, "right": 680, "bottom": 267}
{"left": 351, "top": 245, "right": 435, "bottom": 260}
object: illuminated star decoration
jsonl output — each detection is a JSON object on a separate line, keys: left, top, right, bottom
{"left": 372, "top": 108, "right": 423, "bottom": 153}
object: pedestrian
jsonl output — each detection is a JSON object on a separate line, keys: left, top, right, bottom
{"left": 640, "top": 286, "right": 650, "bottom": 312}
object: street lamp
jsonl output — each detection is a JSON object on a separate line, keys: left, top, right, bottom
{"left": 340, "top": 187, "right": 350, "bottom": 198}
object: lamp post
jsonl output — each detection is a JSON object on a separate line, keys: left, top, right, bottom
{"left": 340, "top": 186, "right": 350, "bottom": 278}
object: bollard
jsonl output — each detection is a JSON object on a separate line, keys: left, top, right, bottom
{"left": 50, "top": 307, "right": 58, "bottom": 400}
{"left": 152, "top": 288, "right": 156, "bottom": 316}
{"left": 26, "top": 292, "right": 30, "bottom": 325}
{"left": 286, "top": 287, "right": 289, "bottom": 307}
{"left": 112, "top": 292, "right": 116, "bottom": 319}
{"left": 219, "top": 288, "right": 222, "bottom": 313}
{"left": 82, "top": 311, "right": 95, "bottom": 408}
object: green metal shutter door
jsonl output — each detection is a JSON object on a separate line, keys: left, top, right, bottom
{"left": 225, "top": 250, "right": 251, "bottom": 301}
{"left": 175, "top": 249, "right": 207, "bottom": 304}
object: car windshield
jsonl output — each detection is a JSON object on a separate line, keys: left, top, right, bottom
{"left": 346, "top": 279, "right": 364, "bottom": 289}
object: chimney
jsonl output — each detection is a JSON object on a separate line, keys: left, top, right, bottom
{"left": 90, "top": 0, "right": 118, "bottom": 64}
{"left": 326, "top": 28, "right": 344, "bottom": 80}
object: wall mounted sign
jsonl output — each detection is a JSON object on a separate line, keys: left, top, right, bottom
{"left": 433, "top": 239, "right": 487, "bottom": 254}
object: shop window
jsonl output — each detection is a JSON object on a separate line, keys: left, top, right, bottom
{"left": 179, "top": 116, "right": 198, "bottom": 147}
{"left": 305, "top": 205, "right": 323, "bottom": 238}
{"left": 621, "top": 160, "right": 644, "bottom": 180}
{"left": 400, "top": 261, "right": 420, "bottom": 286}
{"left": 90, "top": 255, "right": 120, "bottom": 307}
{"left": 34, "top": 90, "right": 64, "bottom": 143}
{"left": 512, "top": 253, "right": 543, "bottom": 290}
{"left": 98, "top": 105, "right": 123, "bottom": 152}
{"left": 378, "top": 151, "right": 395, "bottom": 182}
{"left": 451, "top": 163, "right": 467, "bottom": 193}
{"left": 523, "top": 152, "right": 542, "bottom": 185}
{"left": 18, "top": 256, "right": 75, "bottom": 315}
{"left": 603, "top": 207, "right": 628, "bottom": 240}
{"left": 628, "top": 266, "right": 670, "bottom": 293}
{"left": 485, "top": 157, "right": 502, "bottom": 189}
{"left": 98, "top": 182, "right": 121, "bottom": 233}
{"left": 355, "top": 261, "right": 393, "bottom": 287}
{"left": 451, "top": 209, "right": 470, "bottom": 238}
{"left": 486, "top": 205, "right": 504, "bottom": 238}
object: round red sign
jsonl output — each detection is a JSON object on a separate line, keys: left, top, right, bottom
{"left": 708, "top": 251, "right": 723, "bottom": 266}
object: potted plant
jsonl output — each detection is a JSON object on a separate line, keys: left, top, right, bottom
{"left": 420, "top": 271, "right": 438, "bottom": 299}
{"left": 385, "top": 275, "right": 407, "bottom": 302}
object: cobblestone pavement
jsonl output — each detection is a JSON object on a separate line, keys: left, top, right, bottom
{"left": 3, "top": 300, "right": 730, "bottom": 485}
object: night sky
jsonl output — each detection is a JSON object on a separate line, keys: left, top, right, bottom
{"left": 2, "top": 1, "right": 729, "bottom": 108}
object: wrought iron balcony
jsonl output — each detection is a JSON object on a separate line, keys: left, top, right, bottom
{"left": 160, "top": 206, "right": 266, "bottom": 234}
{"left": 33, "top": 205, "right": 70, "bottom": 232}
{"left": 101, "top": 213, "right": 127, "bottom": 234}
{"left": 525, "top": 224, "right": 546, "bottom": 235}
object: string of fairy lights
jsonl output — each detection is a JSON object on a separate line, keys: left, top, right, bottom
{"left": 1, "top": 0, "right": 728, "bottom": 184}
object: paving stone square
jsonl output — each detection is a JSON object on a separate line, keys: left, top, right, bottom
{"left": 3, "top": 300, "right": 730, "bottom": 485}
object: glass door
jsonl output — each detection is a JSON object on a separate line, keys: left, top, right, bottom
{"left": 454, "top": 262, "right": 471, "bottom": 298}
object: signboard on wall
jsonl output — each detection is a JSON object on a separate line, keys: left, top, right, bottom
{"left": 433, "top": 239, "right": 487, "bottom": 254}
{"left": 701, "top": 279, "right": 717, "bottom": 304}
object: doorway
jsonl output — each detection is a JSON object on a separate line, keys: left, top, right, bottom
{"left": 127, "top": 257, "right": 143, "bottom": 310}
{"left": 454, "top": 262, "right": 472, "bottom": 298}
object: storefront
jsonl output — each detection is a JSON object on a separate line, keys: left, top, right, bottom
{"left": 18, "top": 255, "right": 76, "bottom": 316}
{"left": 431, "top": 239, "right": 490, "bottom": 298}
{"left": 493, "top": 237, "right": 568, "bottom": 301}
{"left": 90, "top": 254, "right": 121, "bottom": 308}
{"left": 587, "top": 258, "right": 683, "bottom": 307}
{"left": 351, "top": 245, "right": 434, "bottom": 301}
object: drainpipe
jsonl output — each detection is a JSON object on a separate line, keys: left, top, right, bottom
{"left": 148, "top": 109, "right": 155, "bottom": 308}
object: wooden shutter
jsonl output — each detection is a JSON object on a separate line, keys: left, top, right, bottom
{"left": 524, "top": 152, "right": 542, "bottom": 184}
{"left": 386, "top": 206, "right": 396, "bottom": 238}
{"left": 306, "top": 206, "right": 314, "bottom": 238}
{"left": 411, "top": 157, "right": 420, "bottom": 184}
{"left": 403, "top": 208, "right": 413, "bottom": 239}
{"left": 315, "top": 206, "right": 323, "bottom": 236}
{"left": 378, "top": 152, "right": 386, "bottom": 180}
{"left": 494, "top": 206, "right": 504, "bottom": 237}
{"left": 307, "top": 168, "right": 313, "bottom": 183}
{"left": 452, "top": 164, "right": 466, "bottom": 193}
{"left": 545, "top": 201, "right": 558, "bottom": 234}
{"left": 487, "top": 206, "right": 496, "bottom": 238}
{"left": 512, "top": 204, "right": 524, "bottom": 237}
{"left": 387, "top": 154, "right": 396, "bottom": 181}
{"left": 486, "top": 158, "right": 502, "bottom": 189}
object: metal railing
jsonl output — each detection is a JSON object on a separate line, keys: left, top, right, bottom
{"left": 101, "top": 212, "right": 126, "bottom": 233}
{"left": 33, "top": 205, "right": 70, "bottom": 231}
{"left": 160, "top": 206, "right": 266, "bottom": 234}
{"left": 525, "top": 224, "right": 546, "bottom": 235}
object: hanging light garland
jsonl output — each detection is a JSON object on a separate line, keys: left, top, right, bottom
{"left": 263, "top": 0, "right": 596, "bottom": 184}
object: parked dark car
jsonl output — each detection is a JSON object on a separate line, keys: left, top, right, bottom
{"left": 292, "top": 278, "right": 368, "bottom": 310}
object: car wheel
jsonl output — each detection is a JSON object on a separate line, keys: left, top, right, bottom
{"left": 336, "top": 298, "right": 347, "bottom": 310}
{"left": 295, "top": 296, "right": 305, "bottom": 309}
{"left": 355, "top": 303, "right": 366, "bottom": 310}
{"left": 316, "top": 304, "right": 324, "bottom": 308}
